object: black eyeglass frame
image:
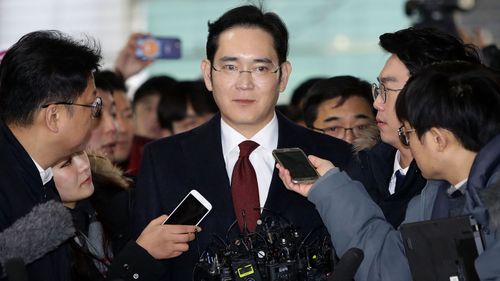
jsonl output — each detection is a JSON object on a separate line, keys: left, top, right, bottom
{"left": 371, "top": 83, "right": 404, "bottom": 103}
{"left": 398, "top": 125, "right": 416, "bottom": 146}
{"left": 211, "top": 64, "right": 281, "bottom": 76}
{"left": 311, "top": 124, "right": 369, "bottom": 137}
{"left": 41, "top": 96, "right": 102, "bottom": 119}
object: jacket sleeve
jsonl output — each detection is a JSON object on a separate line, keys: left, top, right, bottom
{"left": 307, "top": 169, "right": 413, "bottom": 281}
{"left": 107, "top": 241, "right": 165, "bottom": 281}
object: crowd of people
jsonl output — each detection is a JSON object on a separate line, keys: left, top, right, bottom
{"left": 0, "top": 3, "right": 499, "bottom": 281}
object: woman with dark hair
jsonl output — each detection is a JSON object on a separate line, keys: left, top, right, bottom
{"left": 52, "top": 151, "right": 199, "bottom": 280}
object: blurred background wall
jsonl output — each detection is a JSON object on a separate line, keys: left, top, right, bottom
{"left": 1, "top": 0, "right": 499, "bottom": 103}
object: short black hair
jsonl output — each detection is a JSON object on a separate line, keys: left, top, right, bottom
{"left": 94, "top": 70, "right": 126, "bottom": 94}
{"left": 157, "top": 80, "right": 218, "bottom": 132}
{"left": 396, "top": 61, "right": 500, "bottom": 152}
{"left": 290, "top": 77, "right": 326, "bottom": 108}
{"left": 132, "top": 75, "right": 176, "bottom": 110}
{"left": 206, "top": 5, "right": 289, "bottom": 65}
{"left": 303, "top": 76, "right": 374, "bottom": 128}
{"left": 379, "top": 27, "right": 480, "bottom": 76}
{"left": 0, "top": 30, "right": 101, "bottom": 125}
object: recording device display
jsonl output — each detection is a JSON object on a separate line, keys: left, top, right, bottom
{"left": 193, "top": 212, "right": 335, "bottom": 281}
{"left": 135, "top": 35, "right": 181, "bottom": 60}
{"left": 272, "top": 148, "right": 319, "bottom": 184}
{"left": 163, "top": 190, "right": 212, "bottom": 226}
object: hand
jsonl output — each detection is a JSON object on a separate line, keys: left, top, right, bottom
{"left": 277, "top": 155, "right": 335, "bottom": 197}
{"left": 114, "top": 33, "right": 154, "bottom": 79}
{"left": 136, "top": 215, "right": 201, "bottom": 259}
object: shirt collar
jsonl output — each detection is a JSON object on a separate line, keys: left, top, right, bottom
{"left": 393, "top": 150, "right": 410, "bottom": 176}
{"left": 221, "top": 112, "right": 279, "bottom": 156}
{"left": 31, "top": 157, "right": 53, "bottom": 185}
{"left": 447, "top": 178, "right": 468, "bottom": 197}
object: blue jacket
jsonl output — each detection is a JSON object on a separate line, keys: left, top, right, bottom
{"left": 308, "top": 134, "right": 500, "bottom": 281}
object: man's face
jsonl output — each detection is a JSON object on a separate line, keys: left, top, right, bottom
{"left": 113, "top": 91, "right": 135, "bottom": 163}
{"left": 87, "top": 90, "right": 117, "bottom": 158}
{"left": 201, "top": 26, "right": 291, "bottom": 137}
{"left": 134, "top": 94, "right": 161, "bottom": 139}
{"left": 373, "top": 54, "right": 409, "bottom": 149}
{"left": 313, "top": 96, "right": 375, "bottom": 144}
{"left": 59, "top": 77, "right": 97, "bottom": 157}
{"left": 172, "top": 103, "right": 214, "bottom": 135}
{"left": 402, "top": 122, "right": 439, "bottom": 180}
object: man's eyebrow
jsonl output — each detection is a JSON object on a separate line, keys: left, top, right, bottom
{"left": 253, "top": 58, "right": 273, "bottom": 64}
{"left": 353, "top": 114, "right": 371, "bottom": 119}
{"left": 378, "top": 76, "right": 397, "bottom": 84}
{"left": 218, "top": 56, "right": 238, "bottom": 62}
{"left": 323, "top": 116, "right": 340, "bottom": 123}
{"left": 323, "top": 114, "right": 371, "bottom": 123}
{"left": 217, "top": 57, "right": 274, "bottom": 64}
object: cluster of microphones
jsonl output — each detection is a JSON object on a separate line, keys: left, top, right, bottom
{"left": 193, "top": 212, "right": 364, "bottom": 281}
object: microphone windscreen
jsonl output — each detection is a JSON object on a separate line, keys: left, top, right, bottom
{"left": 0, "top": 200, "right": 75, "bottom": 266}
{"left": 329, "top": 247, "right": 364, "bottom": 281}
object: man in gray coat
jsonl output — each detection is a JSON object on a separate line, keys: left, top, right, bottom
{"left": 277, "top": 61, "right": 500, "bottom": 280}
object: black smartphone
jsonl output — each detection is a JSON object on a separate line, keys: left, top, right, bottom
{"left": 163, "top": 190, "right": 212, "bottom": 225}
{"left": 272, "top": 148, "right": 319, "bottom": 184}
{"left": 135, "top": 35, "right": 181, "bottom": 60}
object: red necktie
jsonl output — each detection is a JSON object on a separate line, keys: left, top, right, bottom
{"left": 231, "top": 140, "right": 260, "bottom": 232}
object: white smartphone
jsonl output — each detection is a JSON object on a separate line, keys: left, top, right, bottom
{"left": 163, "top": 190, "right": 212, "bottom": 226}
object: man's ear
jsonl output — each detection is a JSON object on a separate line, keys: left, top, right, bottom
{"left": 428, "top": 127, "right": 449, "bottom": 152}
{"left": 200, "top": 59, "right": 213, "bottom": 92}
{"left": 44, "top": 105, "right": 60, "bottom": 133}
{"left": 278, "top": 61, "right": 292, "bottom": 93}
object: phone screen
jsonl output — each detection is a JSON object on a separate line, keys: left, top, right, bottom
{"left": 273, "top": 148, "right": 319, "bottom": 183}
{"left": 135, "top": 36, "right": 181, "bottom": 60}
{"left": 164, "top": 193, "right": 210, "bottom": 225}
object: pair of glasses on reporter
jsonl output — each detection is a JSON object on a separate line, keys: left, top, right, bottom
{"left": 211, "top": 63, "right": 281, "bottom": 79}
{"left": 371, "top": 83, "right": 403, "bottom": 103}
{"left": 398, "top": 125, "right": 416, "bottom": 146}
{"left": 312, "top": 124, "right": 369, "bottom": 137}
{"left": 41, "top": 96, "right": 103, "bottom": 119}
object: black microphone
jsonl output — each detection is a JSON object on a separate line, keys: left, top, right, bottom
{"left": 328, "top": 248, "right": 364, "bottom": 281}
{"left": 0, "top": 200, "right": 75, "bottom": 277}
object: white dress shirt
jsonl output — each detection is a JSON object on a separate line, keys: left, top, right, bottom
{"left": 221, "top": 113, "right": 278, "bottom": 209}
{"left": 31, "top": 157, "right": 53, "bottom": 185}
{"left": 388, "top": 150, "right": 409, "bottom": 195}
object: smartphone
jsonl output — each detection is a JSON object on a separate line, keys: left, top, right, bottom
{"left": 135, "top": 36, "right": 181, "bottom": 60}
{"left": 163, "top": 190, "right": 212, "bottom": 226}
{"left": 272, "top": 148, "right": 319, "bottom": 184}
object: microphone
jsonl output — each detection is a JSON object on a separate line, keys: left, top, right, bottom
{"left": 328, "top": 248, "right": 364, "bottom": 281}
{"left": 0, "top": 200, "right": 75, "bottom": 277}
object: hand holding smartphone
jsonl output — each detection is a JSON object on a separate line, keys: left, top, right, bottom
{"left": 272, "top": 148, "right": 319, "bottom": 184}
{"left": 163, "top": 190, "right": 212, "bottom": 226}
{"left": 135, "top": 35, "right": 181, "bottom": 60}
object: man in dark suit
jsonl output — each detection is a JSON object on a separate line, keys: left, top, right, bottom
{"left": 0, "top": 30, "right": 101, "bottom": 280}
{"left": 133, "top": 5, "right": 353, "bottom": 279}
{"left": 346, "top": 27, "right": 481, "bottom": 228}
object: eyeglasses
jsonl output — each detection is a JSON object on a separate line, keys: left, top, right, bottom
{"left": 41, "top": 96, "right": 102, "bottom": 119}
{"left": 211, "top": 63, "right": 280, "bottom": 80}
{"left": 313, "top": 124, "right": 369, "bottom": 138}
{"left": 398, "top": 125, "right": 416, "bottom": 146}
{"left": 372, "top": 83, "right": 403, "bottom": 103}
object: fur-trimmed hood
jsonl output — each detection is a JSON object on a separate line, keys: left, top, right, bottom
{"left": 352, "top": 123, "right": 381, "bottom": 154}
{"left": 88, "top": 153, "right": 131, "bottom": 190}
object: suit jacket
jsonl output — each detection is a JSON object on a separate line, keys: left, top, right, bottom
{"left": 346, "top": 142, "right": 427, "bottom": 228}
{"left": 0, "top": 122, "right": 70, "bottom": 280}
{"left": 133, "top": 112, "right": 353, "bottom": 280}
